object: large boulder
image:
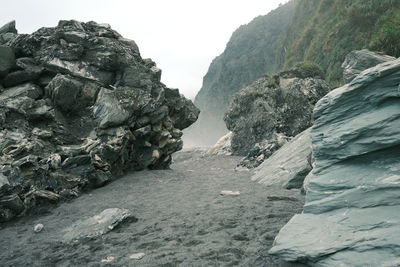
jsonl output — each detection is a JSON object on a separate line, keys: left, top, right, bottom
{"left": 342, "top": 49, "right": 395, "bottom": 83}
{"left": 269, "top": 58, "right": 400, "bottom": 265}
{"left": 0, "top": 20, "right": 199, "bottom": 222}
{"left": 251, "top": 128, "right": 312, "bottom": 189}
{"left": 224, "top": 70, "right": 329, "bottom": 166}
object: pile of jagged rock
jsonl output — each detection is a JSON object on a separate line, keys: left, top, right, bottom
{"left": 0, "top": 20, "right": 199, "bottom": 222}
{"left": 224, "top": 70, "right": 329, "bottom": 168}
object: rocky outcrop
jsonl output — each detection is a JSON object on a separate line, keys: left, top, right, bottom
{"left": 62, "top": 208, "right": 135, "bottom": 243}
{"left": 224, "top": 72, "right": 329, "bottom": 160}
{"left": 269, "top": 58, "right": 400, "bottom": 265}
{"left": 0, "top": 20, "right": 199, "bottom": 222}
{"left": 251, "top": 128, "right": 312, "bottom": 189}
{"left": 342, "top": 49, "right": 395, "bottom": 82}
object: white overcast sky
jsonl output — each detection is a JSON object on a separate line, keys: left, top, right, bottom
{"left": 2, "top": 0, "right": 287, "bottom": 99}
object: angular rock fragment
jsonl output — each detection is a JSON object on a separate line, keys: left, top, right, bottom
{"left": 0, "top": 21, "right": 17, "bottom": 35}
{"left": 251, "top": 128, "right": 312, "bottom": 189}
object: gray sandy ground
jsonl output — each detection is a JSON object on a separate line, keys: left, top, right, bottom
{"left": 0, "top": 149, "right": 305, "bottom": 266}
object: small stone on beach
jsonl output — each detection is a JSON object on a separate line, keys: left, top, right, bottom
{"left": 129, "top": 252, "right": 146, "bottom": 260}
{"left": 101, "top": 256, "right": 115, "bottom": 263}
{"left": 220, "top": 190, "right": 240, "bottom": 196}
{"left": 34, "top": 223, "right": 44, "bottom": 233}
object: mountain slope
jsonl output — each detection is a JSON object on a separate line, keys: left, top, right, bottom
{"left": 187, "top": 1, "right": 299, "bottom": 146}
{"left": 189, "top": 0, "right": 400, "bottom": 147}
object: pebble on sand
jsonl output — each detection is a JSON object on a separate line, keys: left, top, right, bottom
{"left": 33, "top": 224, "right": 44, "bottom": 233}
{"left": 101, "top": 256, "right": 115, "bottom": 263}
{"left": 129, "top": 252, "right": 146, "bottom": 260}
{"left": 220, "top": 190, "right": 240, "bottom": 196}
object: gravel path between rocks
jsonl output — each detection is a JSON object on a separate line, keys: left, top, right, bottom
{"left": 0, "top": 149, "right": 305, "bottom": 266}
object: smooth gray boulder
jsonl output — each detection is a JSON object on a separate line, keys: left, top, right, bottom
{"left": 62, "top": 208, "right": 133, "bottom": 242}
{"left": 251, "top": 128, "right": 311, "bottom": 189}
{"left": 270, "top": 58, "right": 400, "bottom": 265}
{"left": 342, "top": 49, "right": 395, "bottom": 83}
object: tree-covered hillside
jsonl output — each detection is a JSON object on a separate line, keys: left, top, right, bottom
{"left": 282, "top": 0, "right": 400, "bottom": 84}
{"left": 188, "top": 0, "right": 400, "bottom": 146}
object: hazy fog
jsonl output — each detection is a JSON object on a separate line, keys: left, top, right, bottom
{"left": 2, "top": 0, "right": 287, "bottom": 99}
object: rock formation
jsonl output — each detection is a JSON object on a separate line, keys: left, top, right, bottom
{"left": 269, "top": 58, "right": 400, "bottom": 265}
{"left": 251, "top": 128, "right": 312, "bottom": 189}
{"left": 224, "top": 69, "right": 329, "bottom": 168}
{"left": 0, "top": 20, "right": 199, "bottom": 222}
{"left": 342, "top": 49, "right": 395, "bottom": 83}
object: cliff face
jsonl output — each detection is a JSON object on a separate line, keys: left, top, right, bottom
{"left": 187, "top": 1, "right": 299, "bottom": 146}
{"left": 0, "top": 20, "right": 199, "bottom": 222}
{"left": 191, "top": 0, "right": 400, "bottom": 146}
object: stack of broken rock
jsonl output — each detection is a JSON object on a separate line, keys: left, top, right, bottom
{"left": 0, "top": 20, "right": 199, "bottom": 222}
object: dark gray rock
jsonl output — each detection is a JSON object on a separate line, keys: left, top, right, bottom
{"left": 0, "top": 45, "right": 15, "bottom": 78}
{"left": 62, "top": 208, "right": 134, "bottom": 242}
{"left": 93, "top": 88, "right": 130, "bottom": 128}
{"left": 251, "top": 128, "right": 312, "bottom": 189}
{"left": 342, "top": 49, "right": 395, "bottom": 83}
{"left": 0, "top": 21, "right": 17, "bottom": 35}
{"left": 270, "top": 58, "right": 400, "bottom": 265}
{"left": 0, "top": 20, "right": 199, "bottom": 222}
{"left": 45, "top": 74, "right": 82, "bottom": 112}
{"left": 0, "top": 82, "right": 43, "bottom": 101}
{"left": 224, "top": 75, "right": 329, "bottom": 157}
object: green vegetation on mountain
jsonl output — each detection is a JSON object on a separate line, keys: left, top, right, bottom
{"left": 190, "top": 0, "right": 400, "bottom": 146}
{"left": 282, "top": 0, "right": 400, "bottom": 83}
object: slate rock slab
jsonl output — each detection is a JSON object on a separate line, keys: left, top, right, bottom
{"left": 342, "top": 49, "right": 395, "bottom": 83}
{"left": 62, "top": 208, "right": 133, "bottom": 242}
{"left": 251, "top": 128, "right": 312, "bottom": 189}
{"left": 269, "top": 57, "right": 400, "bottom": 265}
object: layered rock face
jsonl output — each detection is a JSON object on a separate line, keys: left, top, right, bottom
{"left": 251, "top": 128, "right": 312, "bottom": 189}
{"left": 342, "top": 49, "right": 396, "bottom": 83}
{"left": 0, "top": 20, "right": 199, "bottom": 222}
{"left": 224, "top": 74, "right": 329, "bottom": 161}
{"left": 270, "top": 58, "right": 400, "bottom": 265}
